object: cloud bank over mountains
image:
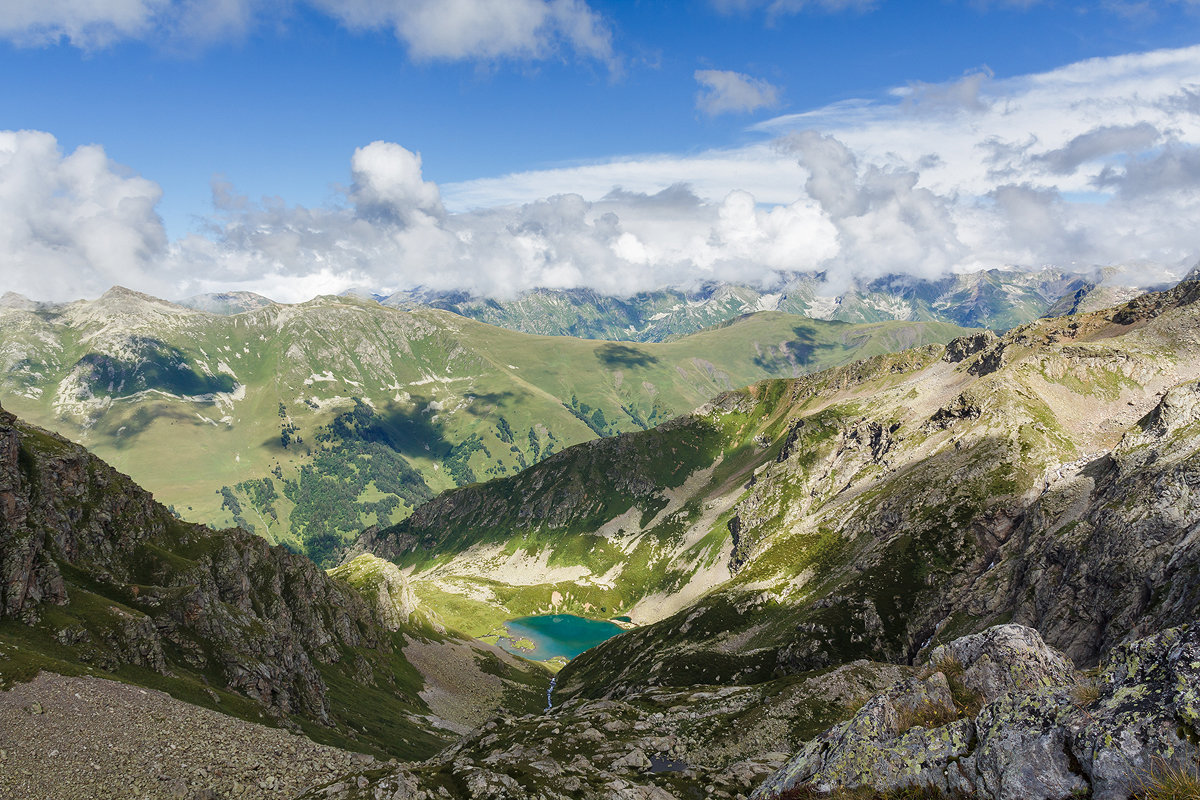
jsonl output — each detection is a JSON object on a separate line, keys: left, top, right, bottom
{"left": 3, "top": 45, "right": 1200, "bottom": 303}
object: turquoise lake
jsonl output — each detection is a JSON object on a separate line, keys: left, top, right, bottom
{"left": 496, "top": 614, "right": 625, "bottom": 661}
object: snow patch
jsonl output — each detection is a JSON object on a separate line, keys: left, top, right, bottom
{"left": 304, "top": 371, "right": 336, "bottom": 385}
{"left": 805, "top": 295, "right": 839, "bottom": 320}
{"left": 754, "top": 292, "right": 782, "bottom": 312}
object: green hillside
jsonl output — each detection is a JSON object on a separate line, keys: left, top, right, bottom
{"left": 0, "top": 288, "right": 967, "bottom": 562}
{"left": 354, "top": 282, "right": 1200, "bottom": 688}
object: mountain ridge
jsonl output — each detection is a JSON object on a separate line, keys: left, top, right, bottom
{"left": 378, "top": 265, "right": 1169, "bottom": 342}
{"left": 0, "top": 403, "right": 546, "bottom": 760}
{"left": 3, "top": 283, "right": 1200, "bottom": 798}
{"left": 1, "top": 290, "right": 965, "bottom": 562}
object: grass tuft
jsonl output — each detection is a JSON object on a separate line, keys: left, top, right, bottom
{"left": 1070, "top": 678, "right": 1101, "bottom": 708}
{"left": 777, "top": 783, "right": 974, "bottom": 799}
{"left": 895, "top": 697, "right": 960, "bottom": 734}
{"left": 1136, "top": 756, "right": 1200, "bottom": 800}
{"left": 916, "top": 653, "right": 983, "bottom": 721}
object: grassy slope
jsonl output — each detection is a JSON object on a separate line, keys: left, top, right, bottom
{"left": 351, "top": 285, "right": 1200, "bottom": 694}
{"left": 0, "top": 410, "right": 548, "bottom": 761}
{"left": 552, "top": 287, "right": 1200, "bottom": 698}
{"left": 0, "top": 291, "right": 967, "bottom": 559}
{"left": 361, "top": 344, "right": 942, "bottom": 637}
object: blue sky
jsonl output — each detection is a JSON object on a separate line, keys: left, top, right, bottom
{"left": 2, "top": 1, "right": 1200, "bottom": 301}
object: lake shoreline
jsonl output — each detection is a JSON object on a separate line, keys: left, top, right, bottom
{"left": 491, "top": 613, "right": 627, "bottom": 663}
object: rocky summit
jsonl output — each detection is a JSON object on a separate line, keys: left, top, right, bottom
{"left": 2, "top": 282, "right": 1200, "bottom": 799}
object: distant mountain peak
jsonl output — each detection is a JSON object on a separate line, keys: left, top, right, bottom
{"left": 178, "top": 291, "right": 278, "bottom": 315}
{"left": 0, "top": 291, "right": 39, "bottom": 311}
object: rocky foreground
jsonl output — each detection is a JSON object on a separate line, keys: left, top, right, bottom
{"left": 300, "top": 623, "right": 1200, "bottom": 800}
{"left": 0, "top": 672, "right": 377, "bottom": 800}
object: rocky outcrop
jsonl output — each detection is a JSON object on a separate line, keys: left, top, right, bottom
{"left": 301, "top": 659, "right": 906, "bottom": 800}
{"left": 943, "top": 330, "right": 999, "bottom": 364}
{"left": 0, "top": 404, "right": 388, "bottom": 722}
{"left": 753, "top": 623, "right": 1200, "bottom": 800}
{"left": 1001, "top": 379, "right": 1200, "bottom": 665}
{"left": 328, "top": 554, "right": 422, "bottom": 631}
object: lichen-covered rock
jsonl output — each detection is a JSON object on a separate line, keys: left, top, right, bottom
{"left": 1072, "top": 623, "right": 1200, "bottom": 800}
{"left": 753, "top": 623, "right": 1200, "bottom": 800}
{"left": 951, "top": 688, "right": 1086, "bottom": 799}
{"left": 929, "top": 624, "right": 1074, "bottom": 703}
{"left": 751, "top": 671, "right": 966, "bottom": 796}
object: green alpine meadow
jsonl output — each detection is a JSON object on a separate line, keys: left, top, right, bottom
{"left": 4, "top": 279, "right": 1200, "bottom": 798}
{"left": 0, "top": 287, "right": 966, "bottom": 563}
{"left": 4, "top": 4, "right": 1200, "bottom": 798}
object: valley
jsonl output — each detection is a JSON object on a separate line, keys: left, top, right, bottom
{"left": 0, "top": 288, "right": 965, "bottom": 563}
{"left": 6, "top": 6, "right": 1200, "bottom": 797}
{"left": 2, "top": 281, "right": 1199, "bottom": 799}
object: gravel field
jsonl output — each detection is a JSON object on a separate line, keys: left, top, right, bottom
{"left": 0, "top": 672, "right": 379, "bottom": 800}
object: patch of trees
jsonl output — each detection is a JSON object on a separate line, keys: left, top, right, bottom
{"left": 444, "top": 434, "right": 484, "bottom": 485}
{"left": 283, "top": 398, "right": 433, "bottom": 564}
{"left": 218, "top": 486, "right": 255, "bottom": 534}
{"left": 567, "top": 394, "right": 614, "bottom": 437}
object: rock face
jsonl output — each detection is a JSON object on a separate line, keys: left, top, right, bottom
{"left": 549, "top": 283, "right": 1200, "bottom": 706}
{"left": 1003, "top": 378, "right": 1200, "bottom": 664}
{"left": 0, "top": 404, "right": 385, "bottom": 722}
{"left": 752, "top": 623, "right": 1200, "bottom": 800}
{"left": 327, "top": 554, "right": 423, "bottom": 631}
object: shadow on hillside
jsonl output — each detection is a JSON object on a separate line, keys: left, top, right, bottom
{"left": 101, "top": 404, "right": 209, "bottom": 449}
{"left": 73, "top": 337, "right": 236, "bottom": 399}
{"left": 753, "top": 326, "right": 836, "bottom": 375}
{"left": 462, "top": 390, "right": 519, "bottom": 418}
{"left": 596, "top": 343, "right": 658, "bottom": 369}
{"left": 373, "top": 398, "right": 455, "bottom": 459}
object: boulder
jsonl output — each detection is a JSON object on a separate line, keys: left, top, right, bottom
{"left": 753, "top": 623, "right": 1200, "bottom": 800}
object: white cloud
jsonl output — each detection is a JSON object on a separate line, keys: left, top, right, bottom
{"left": 1034, "top": 122, "right": 1162, "bottom": 174}
{"left": 6, "top": 45, "right": 1200, "bottom": 303}
{"left": 349, "top": 141, "right": 444, "bottom": 223}
{"left": 694, "top": 70, "right": 782, "bottom": 116}
{"left": 0, "top": 0, "right": 613, "bottom": 62}
{"left": 0, "top": 0, "right": 270, "bottom": 48}
{"left": 311, "top": 0, "right": 611, "bottom": 62}
{"left": 782, "top": 131, "right": 965, "bottom": 283}
{"left": 0, "top": 130, "right": 169, "bottom": 301}
{"left": 0, "top": 0, "right": 167, "bottom": 48}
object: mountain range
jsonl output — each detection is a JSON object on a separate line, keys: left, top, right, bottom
{"left": 0, "top": 286, "right": 964, "bottom": 563}
{"left": 371, "top": 265, "right": 1162, "bottom": 341}
{"left": 1, "top": 276, "right": 1199, "bottom": 799}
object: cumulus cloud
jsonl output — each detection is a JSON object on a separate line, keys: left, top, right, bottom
{"left": 0, "top": 0, "right": 613, "bottom": 62}
{"left": 1035, "top": 122, "right": 1161, "bottom": 174}
{"left": 7, "top": 45, "right": 1200, "bottom": 303}
{"left": 165, "top": 160, "right": 836, "bottom": 302}
{"left": 0, "top": 0, "right": 271, "bottom": 49}
{"left": 695, "top": 70, "right": 782, "bottom": 116}
{"left": 0, "top": 130, "right": 169, "bottom": 300}
{"left": 782, "top": 131, "right": 965, "bottom": 283}
{"left": 0, "top": 0, "right": 159, "bottom": 48}
{"left": 310, "top": 0, "right": 611, "bottom": 62}
{"left": 349, "top": 141, "right": 444, "bottom": 223}
{"left": 710, "top": 0, "right": 878, "bottom": 15}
